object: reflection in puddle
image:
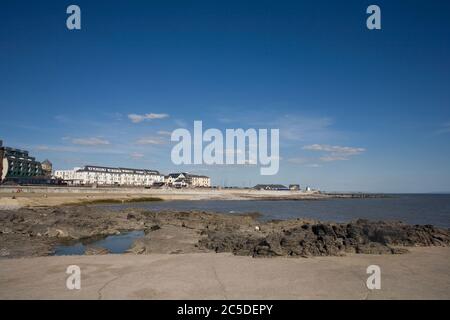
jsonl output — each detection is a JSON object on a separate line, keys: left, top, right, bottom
{"left": 53, "top": 230, "right": 144, "bottom": 256}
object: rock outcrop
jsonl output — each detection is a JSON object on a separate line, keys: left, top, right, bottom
{"left": 198, "top": 219, "right": 450, "bottom": 257}
{"left": 1, "top": 206, "right": 449, "bottom": 258}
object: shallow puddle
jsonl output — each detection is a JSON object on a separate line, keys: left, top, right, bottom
{"left": 53, "top": 230, "right": 144, "bottom": 255}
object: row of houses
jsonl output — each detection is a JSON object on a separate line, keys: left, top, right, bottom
{"left": 54, "top": 166, "right": 211, "bottom": 188}
{"left": 0, "top": 141, "right": 210, "bottom": 188}
{"left": 1, "top": 141, "right": 302, "bottom": 190}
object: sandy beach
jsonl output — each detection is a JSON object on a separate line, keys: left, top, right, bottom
{"left": 0, "top": 186, "right": 382, "bottom": 209}
{"left": 1, "top": 247, "right": 449, "bottom": 299}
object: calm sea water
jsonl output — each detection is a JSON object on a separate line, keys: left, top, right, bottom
{"left": 102, "top": 194, "right": 450, "bottom": 228}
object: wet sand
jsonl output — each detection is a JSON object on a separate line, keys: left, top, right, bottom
{"left": 0, "top": 247, "right": 449, "bottom": 299}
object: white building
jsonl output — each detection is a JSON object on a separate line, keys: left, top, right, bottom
{"left": 165, "top": 172, "right": 211, "bottom": 188}
{"left": 189, "top": 174, "right": 211, "bottom": 188}
{"left": 165, "top": 173, "right": 188, "bottom": 188}
{"left": 54, "top": 165, "right": 164, "bottom": 187}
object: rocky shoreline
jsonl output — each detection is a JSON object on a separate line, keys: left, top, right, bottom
{"left": 0, "top": 205, "right": 449, "bottom": 259}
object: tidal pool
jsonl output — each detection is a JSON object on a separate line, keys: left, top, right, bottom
{"left": 53, "top": 230, "right": 144, "bottom": 256}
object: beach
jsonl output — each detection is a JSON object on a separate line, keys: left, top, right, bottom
{"left": 0, "top": 186, "right": 382, "bottom": 209}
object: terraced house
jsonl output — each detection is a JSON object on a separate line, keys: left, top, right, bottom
{"left": 54, "top": 165, "right": 164, "bottom": 187}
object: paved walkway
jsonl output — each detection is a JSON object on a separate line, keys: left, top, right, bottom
{"left": 0, "top": 247, "right": 449, "bottom": 299}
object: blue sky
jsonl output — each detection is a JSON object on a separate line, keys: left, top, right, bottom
{"left": 1, "top": 0, "right": 450, "bottom": 192}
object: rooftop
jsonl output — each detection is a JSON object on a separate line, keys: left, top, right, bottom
{"left": 77, "top": 165, "right": 160, "bottom": 175}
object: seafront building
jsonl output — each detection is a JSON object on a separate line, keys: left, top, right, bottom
{"left": 189, "top": 174, "right": 211, "bottom": 188}
{"left": 0, "top": 140, "right": 53, "bottom": 184}
{"left": 41, "top": 159, "right": 53, "bottom": 177}
{"left": 54, "top": 165, "right": 164, "bottom": 187}
{"left": 0, "top": 140, "right": 210, "bottom": 188}
{"left": 54, "top": 167, "right": 211, "bottom": 188}
{"left": 165, "top": 173, "right": 211, "bottom": 188}
{"left": 165, "top": 173, "right": 188, "bottom": 188}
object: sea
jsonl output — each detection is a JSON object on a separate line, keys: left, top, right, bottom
{"left": 102, "top": 194, "right": 450, "bottom": 229}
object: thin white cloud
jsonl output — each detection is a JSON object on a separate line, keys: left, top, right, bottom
{"left": 303, "top": 144, "right": 365, "bottom": 155}
{"left": 435, "top": 122, "right": 450, "bottom": 135}
{"left": 303, "top": 144, "right": 365, "bottom": 162}
{"left": 128, "top": 113, "right": 169, "bottom": 123}
{"left": 157, "top": 130, "right": 172, "bottom": 136}
{"left": 71, "top": 137, "right": 110, "bottom": 146}
{"left": 135, "top": 137, "right": 166, "bottom": 145}
{"left": 319, "top": 155, "right": 349, "bottom": 162}
{"left": 130, "top": 152, "right": 144, "bottom": 159}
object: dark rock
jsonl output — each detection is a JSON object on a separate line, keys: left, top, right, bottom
{"left": 149, "top": 225, "right": 161, "bottom": 231}
{"left": 1, "top": 206, "right": 449, "bottom": 259}
{"left": 126, "top": 213, "right": 136, "bottom": 220}
{"left": 198, "top": 219, "right": 450, "bottom": 258}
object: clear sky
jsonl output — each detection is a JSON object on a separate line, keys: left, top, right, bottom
{"left": 1, "top": 0, "right": 450, "bottom": 192}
